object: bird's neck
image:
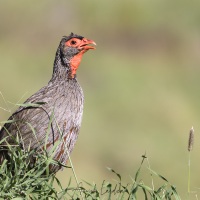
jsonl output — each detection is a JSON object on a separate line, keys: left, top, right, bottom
{"left": 50, "top": 49, "right": 75, "bottom": 82}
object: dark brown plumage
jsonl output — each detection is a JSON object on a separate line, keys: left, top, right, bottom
{"left": 0, "top": 33, "right": 96, "bottom": 173}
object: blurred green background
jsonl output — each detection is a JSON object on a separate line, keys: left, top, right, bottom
{"left": 1, "top": 1, "right": 200, "bottom": 198}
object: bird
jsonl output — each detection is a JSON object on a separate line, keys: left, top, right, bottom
{"left": 0, "top": 33, "right": 96, "bottom": 173}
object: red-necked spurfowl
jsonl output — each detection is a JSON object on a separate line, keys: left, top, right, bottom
{"left": 0, "top": 33, "right": 96, "bottom": 173}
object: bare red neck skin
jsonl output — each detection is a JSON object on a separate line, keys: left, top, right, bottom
{"left": 69, "top": 50, "right": 86, "bottom": 79}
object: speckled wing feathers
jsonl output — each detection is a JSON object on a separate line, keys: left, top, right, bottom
{"left": 0, "top": 78, "right": 84, "bottom": 172}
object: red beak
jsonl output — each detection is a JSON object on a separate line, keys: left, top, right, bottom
{"left": 78, "top": 38, "right": 96, "bottom": 51}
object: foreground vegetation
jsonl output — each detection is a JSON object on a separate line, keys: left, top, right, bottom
{"left": 0, "top": 115, "right": 194, "bottom": 199}
{"left": 0, "top": 138, "right": 181, "bottom": 200}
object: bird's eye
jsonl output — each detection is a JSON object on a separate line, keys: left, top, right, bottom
{"left": 70, "top": 40, "right": 77, "bottom": 45}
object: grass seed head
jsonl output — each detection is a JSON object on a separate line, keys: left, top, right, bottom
{"left": 188, "top": 126, "right": 194, "bottom": 152}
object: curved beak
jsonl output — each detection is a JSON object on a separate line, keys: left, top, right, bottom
{"left": 78, "top": 38, "right": 96, "bottom": 51}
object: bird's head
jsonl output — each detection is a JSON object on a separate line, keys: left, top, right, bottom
{"left": 55, "top": 32, "right": 96, "bottom": 79}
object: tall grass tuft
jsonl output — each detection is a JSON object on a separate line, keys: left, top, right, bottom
{"left": 0, "top": 135, "right": 70, "bottom": 199}
{"left": 0, "top": 137, "right": 181, "bottom": 200}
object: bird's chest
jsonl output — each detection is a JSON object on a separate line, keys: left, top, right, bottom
{"left": 52, "top": 82, "right": 84, "bottom": 132}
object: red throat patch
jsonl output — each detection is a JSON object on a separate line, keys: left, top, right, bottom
{"left": 69, "top": 51, "right": 85, "bottom": 79}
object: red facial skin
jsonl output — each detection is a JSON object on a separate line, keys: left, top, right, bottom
{"left": 65, "top": 38, "right": 96, "bottom": 78}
